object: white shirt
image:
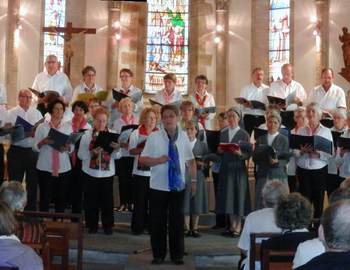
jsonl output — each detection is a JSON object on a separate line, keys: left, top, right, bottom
{"left": 6, "top": 106, "right": 43, "bottom": 148}
{"left": 154, "top": 88, "right": 182, "bottom": 105}
{"left": 228, "top": 126, "right": 240, "bottom": 142}
{"left": 129, "top": 127, "right": 152, "bottom": 177}
{"left": 44, "top": 107, "right": 74, "bottom": 124}
{"left": 0, "top": 83, "right": 7, "bottom": 104}
{"left": 33, "top": 121, "right": 74, "bottom": 173}
{"left": 78, "top": 129, "right": 122, "bottom": 178}
{"left": 141, "top": 128, "right": 194, "bottom": 191}
{"left": 239, "top": 83, "right": 270, "bottom": 116}
{"left": 268, "top": 79, "right": 307, "bottom": 104}
{"left": 108, "top": 85, "right": 144, "bottom": 116}
{"left": 188, "top": 91, "right": 216, "bottom": 130}
{"left": 293, "top": 238, "right": 325, "bottom": 269}
{"left": 71, "top": 82, "right": 104, "bottom": 104}
{"left": 32, "top": 71, "right": 73, "bottom": 104}
{"left": 307, "top": 83, "right": 347, "bottom": 110}
{"left": 335, "top": 130, "right": 350, "bottom": 178}
{"left": 267, "top": 132, "right": 279, "bottom": 145}
{"left": 295, "top": 124, "right": 333, "bottom": 170}
{"left": 0, "top": 106, "right": 8, "bottom": 144}
{"left": 237, "top": 208, "right": 282, "bottom": 270}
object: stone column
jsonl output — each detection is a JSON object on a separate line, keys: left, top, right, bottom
{"left": 215, "top": 0, "right": 229, "bottom": 111}
{"left": 6, "top": 0, "right": 20, "bottom": 107}
{"left": 107, "top": 2, "right": 121, "bottom": 90}
{"left": 315, "top": 0, "right": 329, "bottom": 85}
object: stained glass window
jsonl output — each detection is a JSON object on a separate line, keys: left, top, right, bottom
{"left": 145, "top": 0, "right": 189, "bottom": 95}
{"left": 43, "top": 0, "right": 66, "bottom": 70}
{"left": 269, "top": 0, "right": 290, "bottom": 83}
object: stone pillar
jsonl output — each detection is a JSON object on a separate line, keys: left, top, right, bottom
{"left": 6, "top": 0, "right": 20, "bottom": 107}
{"left": 315, "top": 0, "right": 329, "bottom": 85}
{"left": 107, "top": 2, "right": 121, "bottom": 90}
{"left": 215, "top": 0, "right": 229, "bottom": 110}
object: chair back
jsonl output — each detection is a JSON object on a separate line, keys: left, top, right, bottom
{"left": 262, "top": 249, "right": 296, "bottom": 270}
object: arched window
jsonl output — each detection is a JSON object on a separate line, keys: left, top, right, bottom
{"left": 43, "top": 0, "right": 66, "bottom": 70}
{"left": 269, "top": 0, "right": 290, "bottom": 83}
{"left": 145, "top": 0, "right": 189, "bottom": 95}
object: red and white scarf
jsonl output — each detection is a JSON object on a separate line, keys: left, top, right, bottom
{"left": 163, "top": 90, "right": 174, "bottom": 105}
{"left": 195, "top": 92, "right": 207, "bottom": 129}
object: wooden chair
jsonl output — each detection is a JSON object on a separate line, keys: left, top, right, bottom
{"left": 262, "top": 249, "right": 296, "bottom": 270}
{"left": 24, "top": 242, "right": 51, "bottom": 270}
{"left": 249, "top": 233, "right": 281, "bottom": 270}
{"left": 23, "top": 211, "right": 83, "bottom": 270}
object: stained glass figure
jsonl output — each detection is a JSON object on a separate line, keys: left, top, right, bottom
{"left": 145, "top": 0, "right": 189, "bottom": 95}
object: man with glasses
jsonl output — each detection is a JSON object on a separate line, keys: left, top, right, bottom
{"left": 32, "top": 54, "right": 73, "bottom": 115}
{"left": 5, "top": 89, "right": 43, "bottom": 211}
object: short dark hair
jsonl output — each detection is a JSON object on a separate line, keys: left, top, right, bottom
{"left": 321, "top": 68, "right": 334, "bottom": 77}
{"left": 252, "top": 67, "right": 263, "bottom": 74}
{"left": 72, "top": 101, "right": 89, "bottom": 114}
{"left": 266, "top": 104, "right": 281, "bottom": 115}
{"left": 82, "top": 65, "right": 96, "bottom": 76}
{"left": 195, "top": 75, "right": 208, "bottom": 84}
{"left": 164, "top": 73, "right": 176, "bottom": 83}
{"left": 161, "top": 105, "right": 179, "bottom": 117}
{"left": 47, "top": 99, "right": 66, "bottom": 115}
{"left": 0, "top": 200, "right": 17, "bottom": 236}
{"left": 275, "top": 193, "right": 313, "bottom": 230}
{"left": 218, "top": 112, "right": 227, "bottom": 120}
{"left": 180, "top": 101, "right": 194, "bottom": 111}
{"left": 119, "top": 68, "right": 133, "bottom": 77}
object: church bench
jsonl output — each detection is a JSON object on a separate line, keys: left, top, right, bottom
{"left": 22, "top": 211, "right": 83, "bottom": 270}
{"left": 249, "top": 233, "right": 281, "bottom": 270}
{"left": 262, "top": 249, "right": 296, "bottom": 270}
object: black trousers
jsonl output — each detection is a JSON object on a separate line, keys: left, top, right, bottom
{"left": 131, "top": 175, "right": 150, "bottom": 234}
{"left": 149, "top": 188, "right": 184, "bottom": 261}
{"left": 297, "top": 166, "right": 327, "bottom": 218}
{"left": 243, "top": 115, "right": 265, "bottom": 137}
{"left": 287, "top": 175, "right": 298, "bottom": 193}
{"left": 0, "top": 145, "right": 4, "bottom": 187}
{"left": 7, "top": 146, "right": 39, "bottom": 211}
{"left": 83, "top": 172, "right": 114, "bottom": 230}
{"left": 326, "top": 172, "right": 344, "bottom": 198}
{"left": 117, "top": 157, "right": 134, "bottom": 205}
{"left": 69, "top": 156, "right": 83, "bottom": 214}
{"left": 212, "top": 172, "right": 227, "bottom": 227}
{"left": 37, "top": 169, "right": 70, "bottom": 213}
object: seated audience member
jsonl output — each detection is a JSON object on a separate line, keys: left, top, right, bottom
{"left": 295, "top": 200, "right": 350, "bottom": 269}
{"left": 340, "top": 177, "right": 350, "bottom": 188}
{"left": 0, "top": 181, "right": 46, "bottom": 244}
{"left": 0, "top": 200, "right": 43, "bottom": 270}
{"left": 238, "top": 180, "right": 286, "bottom": 270}
{"left": 261, "top": 193, "right": 317, "bottom": 265}
{"left": 293, "top": 187, "right": 350, "bottom": 269}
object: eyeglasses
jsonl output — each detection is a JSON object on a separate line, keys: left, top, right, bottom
{"left": 19, "top": 96, "right": 32, "bottom": 99}
{"left": 89, "top": 105, "right": 100, "bottom": 108}
{"left": 162, "top": 115, "right": 176, "bottom": 120}
{"left": 181, "top": 108, "right": 193, "bottom": 112}
{"left": 120, "top": 76, "right": 131, "bottom": 78}
{"left": 46, "top": 61, "right": 57, "bottom": 64}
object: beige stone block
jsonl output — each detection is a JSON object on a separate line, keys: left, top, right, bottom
{"left": 121, "top": 52, "right": 137, "bottom": 65}
{"left": 198, "top": 54, "right": 213, "bottom": 66}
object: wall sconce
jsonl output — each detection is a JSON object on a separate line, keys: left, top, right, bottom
{"left": 216, "top": 25, "right": 223, "bottom": 31}
{"left": 214, "top": 36, "right": 221, "bottom": 43}
{"left": 115, "top": 33, "right": 121, "bottom": 40}
{"left": 114, "top": 21, "right": 120, "bottom": 28}
{"left": 311, "top": 15, "right": 320, "bottom": 36}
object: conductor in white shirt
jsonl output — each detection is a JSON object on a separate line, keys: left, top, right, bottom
{"left": 239, "top": 68, "right": 270, "bottom": 136}
{"left": 32, "top": 54, "right": 73, "bottom": 116}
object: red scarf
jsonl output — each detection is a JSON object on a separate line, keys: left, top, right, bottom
{"left": 120, "top": 89, "right": 130, "bottom": 95}
{"left": 49, "top": 121, "right": 61, "bottom": 177}
{"left": 121, "top": 114, "right": 138, "bottom": 125}
{"left": 163, "top": 89, "right": 174, "bottom": 105}
{"left": 70, "top": 117, "right": 88, "bottom": 167}
{"left": 195, "top": 92, "right": 207, "bottom": 129}
{"left": 89, "top": 128, "right": 111, "bottom": 171}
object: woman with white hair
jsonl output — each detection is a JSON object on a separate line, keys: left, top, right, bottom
{"left": 253, "top": 113, "right": 290, "bottom": 210}
{"left": 335, "top": 111, "right": 350, "bottom": 186}
{"left": 327, "top": 109, "right": 347, "bottom": 197}
{"left": 295, "top": 102, "right": 333, "bottom": 218}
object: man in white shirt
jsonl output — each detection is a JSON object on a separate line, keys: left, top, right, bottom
{"left": 32, "top": 54, "right": 73, "bottom": 115}
{"left": 239, "top": 68, "right": 270, "bottom": 136}
{"left": 238, "top": 180, "right": 286, "bottom": 270}
{"left": 268, "top": 63, "right": 307, "bottom": 108}
{"left": 0, "top": 83, "right": 7, "bottom": 107}
{"left": 139, "top": 104, "right": 196, "bottom": 266}
{"left": 6, "top": 90, "right": 43, "bottom": 211}
{"left": 307, "top": 68, "right": 347, "bottom": 128}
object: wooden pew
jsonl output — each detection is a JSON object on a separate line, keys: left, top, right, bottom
{"left": 262, "top": 249, "right": 296, "bottom": 270}
{"left": 249, "top": 233, "right": 281, "bottom": 270}
{"left": 23, "top": 211, "right": 83, "bottom": 270}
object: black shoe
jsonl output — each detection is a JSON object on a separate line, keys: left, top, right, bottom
{"left": 192, "top": 229, "right": 201, "bottom": 238}
{"left": 104, "top": 228, "right": 113, "bottom": 235}
{"left": 173, "top": 259, "right": 184, "bottom": 265}
{"left": 211, "top": 225, "right": 222, "bottom": 230}
{"left": 232, "top": 231, "right": 241, "bottom": 238}
{"left": 220, "top": 230, "right": 234, "bottom": 237}
{"left": 184, "top": 229, "right": 191, "bottom": 237}
{"left": 88, "top": 228, "right": 98, "bottom": 234}
{"left": 133, "top": 231, "right": 142, "bottom": 236}
{"left": 151, "top": 258, "right": 163, "bottom": 265}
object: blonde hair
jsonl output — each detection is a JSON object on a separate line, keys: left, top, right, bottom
{"left": 118, "top": 97, "right": 135, "bottom": 111}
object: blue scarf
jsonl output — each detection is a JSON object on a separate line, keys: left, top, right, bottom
{"left": 167, "top": 128, "right": 183, "bottom": 191}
